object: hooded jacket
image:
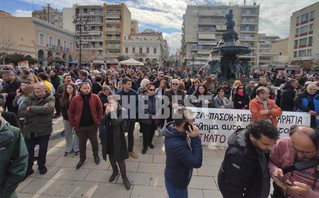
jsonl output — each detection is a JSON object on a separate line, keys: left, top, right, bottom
{"left": 162, "top": 122, "right": 202, "bottom": 189}
{"left": 280, "top": 83, "right": 296, "bottom": 111}
{"left": 218, "top": 129, "right": 270, "bottom": 198}
{"left": 0, "top": 117, "right": 28, "bottom": 198}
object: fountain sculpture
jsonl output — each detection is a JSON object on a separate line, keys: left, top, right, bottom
{"left": 209, "top": 9, "right": 252, "bottom": 81}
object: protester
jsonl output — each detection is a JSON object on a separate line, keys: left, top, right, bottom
{"left": 154, "top": 79, "right": 168, "bottom": 136}
{"left": 0, "top": 99, "right": 28, "bottom": 198}
{"left": 1, "top": 70, "right": 22, "bottom": 115}
{"left": 187, "top": 78, "right": 200, "bottom": 95}
{"left": 189, "top": 84, "right": 214, "bottom": 108}
{"left": 280, "top": 79, "right": 299, "bottom": 111}
{"left": 101, "top": 95, "right": 131, "bottom": 190}
{"left": 214, "top": 87, "right": 232, "bottom": 108}
{"left": 68, "top": 82, "right": 103, "bottom": 169}
{"left": 269, "top": 125, "right": 319, "bottom": 197}
{"left": 203, "top": 76, "right": 214, "bottom": 93}
{"left": 162, "top": 108, "right": 202, "bottom": 197}
{"left": 233, "top": 85, "right": 250, "bottom": 110}
{"left": 19, "top": 82, "right": 55, "bottom": 176}
{"left": 117, "top": 78, "right": 139, "bottom": 159}
{"left": 139, "top": 85, "right": 159, "bottom": 154}
{"left": 164, "top": 79, "right": 185, "bottom": 122}
{"left": 92, "top": 76, "right": 103, "bottom": 94}
{"left": 38, "top": 72, "right": 54, "bottom": 94}
{"left": 245, "top": 80, "right": 255, "bottom": 99}
{"left": 98, "top": 85, "right": 112, "bottom": 141}
{"left": 60, "top": 83, "right": 79, "bottom": 156}
{"left": 294, "top": 83, "right": 319, "bottom": 129}
{"left": 249, "top": 86, "right": 282, "bottom": 127}
{"left": 218, "top": 120, "right": 279, "bottom": 198}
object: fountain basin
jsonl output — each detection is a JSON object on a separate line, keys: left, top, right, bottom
{"left": 211, "top": 46, "right": 251, "bottom": 55}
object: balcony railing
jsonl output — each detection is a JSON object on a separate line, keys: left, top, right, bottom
{"left": 106, "top": 37, "right": 120, "bottom": 41}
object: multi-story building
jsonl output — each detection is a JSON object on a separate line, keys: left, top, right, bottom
{"left": 259, "top": 38, "right": 289, "bottom": 65}
{"left": 288, "top": 2, "right": 319, "bottom": 69}
{"left": 131, "top": 20, "right": 139, "bottom": 34}
{"left": 123, "top": 29, "right": 169, "bottom": 66}
{"left": 258, "top": 34, "right": 280, "bottom": 65}
{"left": 63, "top": 3, "right": 131, "bottom": 64}
{"left": 182, "top": 3, "right": 259, "bottom": 67}
{"left": 0, "top": 17, "right": 75, "bottom": 66}
{"left": 32, "top": 4, "right": 63, "bottom": 28}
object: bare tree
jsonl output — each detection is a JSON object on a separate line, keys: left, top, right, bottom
{"left": 0, "top": 33, "right": 16, "bottom": 65}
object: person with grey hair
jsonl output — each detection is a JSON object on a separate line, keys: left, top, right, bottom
{"left": 78, "top": 70, "right": 92, "bottom": 86}
{"left": 245, "top": 80, "right": 255, "bottom": 99}
{"left": 1, "top": 70, "right": 22, "bottom": 115}
{"left": 294, "top": 83, "right": 319, "bottom": 129}
{"left": 137, "top": 78, "right": 150, "bottom": 96}
{"left": 19, "top": 82, "right": 55, "bottom": 177}
{"left": 98, "top": 85, "right": 112, "bottom": 141}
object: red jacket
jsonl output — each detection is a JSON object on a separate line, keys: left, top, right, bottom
{"left": 249, "top": 97, "right": 282, "bottom": 127}
{"left": 68, "top": 93, "right": 103, "bottom": 130}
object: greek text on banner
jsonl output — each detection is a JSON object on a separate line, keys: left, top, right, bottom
{"left": 188, "top": 107, "right": 311, "bottom": 146}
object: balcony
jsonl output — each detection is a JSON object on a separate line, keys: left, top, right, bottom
{"left": 198, "top": 11, "right": 224, "bottom": 16}
{"left": 106, "top": 44, "right": 120, "bottom": 49}
{"left": 82, "top": 37, "right": 103, "bottom": 42}
{"left": 301, "top": 20, "right": 308, "bottom": 25}
{"left": 299, "top": 45, "right": 307, "bottom": 48}
{"left": 197, "top": 49, "right": 211, "bottom": 54}
{"left": 240, "top": 37, "right": 256, "bottom": 41}
{"left": 106, "top": 20, "right": 121, "bottom": 23}
{"left": 309, "top": 31, "right": 313, "bottom": 34}
{"left": 300, "top": 32, "right": 308, "bottom": 37}
{"left": 106, "top": 37, "right": 120, "bottom": 41}
{"left": 134, "top": 53, "right": 147, "bottom": 57}
{"left": 241, "top": 20, "right": 257, "bottom": 24}
{"left": 106, "top": 53, "right": 120, "bottom": 58}
{"left": 290, "top": 56, "right": 312, "bottom": 61}
{"left": 241, "top": 12, "right": 258, "bottom": 16}
{"left": 310, "top": 18, "right": 314, "bottom": 22}
{"left": 106, "top": 28, "right": 121, "bottom": 32}
{"left": 240, "top": 29, "right": 257, "bottom": 33}
{"left": 87, "top": 21, "right": 103, "bottom": 25}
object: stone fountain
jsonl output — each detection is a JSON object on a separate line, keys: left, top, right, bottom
{"left": 209, "top": 9, "right": 251, "bottom": 81}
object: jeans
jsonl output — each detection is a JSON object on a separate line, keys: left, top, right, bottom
{"left": 165, "top": 180, "right": 188, "bottom": 198}
{"left": 25, "top": 134, "right": 50, "bottom": 170}
{"left": 98, "top": 123, "right": 105, "bottom": 141}
{"left": 63, "top": 119, "right": 79, "bottom": 153}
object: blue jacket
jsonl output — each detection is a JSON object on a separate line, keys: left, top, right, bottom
{"left": 162, "top": 122, "right": 202, "bottom": 189}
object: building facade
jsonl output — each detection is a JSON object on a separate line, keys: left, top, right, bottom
{"left": 288, "top": 2, "right": 319, "bottom": 69}
{"left": 123, "top": 29, "right": 169, "bottom": 66}
{"left": 182, "top": 4, "right": 259, "bottom": 67}
{"left": 0, "top": 10, "right": 12, "bottom": 17}
{"left": 258, "top": 34, "right": 280, "bottom": 65}
{"left": 63, "top": 3, "right": 131, "bottom": 64}
{"left": 32, "top": 4, "right": 63, "bottom": 28}
{"left": 0, "top": 17, "right": 75, "bottom": 66}
{"left": 131, "top": 20, "right": 139, "bottom": 34}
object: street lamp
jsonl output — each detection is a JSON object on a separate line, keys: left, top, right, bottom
{"left": 73, "top": 14, "right": 87, "bottom": 70}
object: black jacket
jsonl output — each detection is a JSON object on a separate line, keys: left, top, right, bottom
{"left": 101, "top": 106, "right": 128, "bottom": 161}
{"left": 92, "top": 82, "right": 102, "bottom": 94}
{"left": 250, "top": 83, "right": 275, "bottom": 100}
{"left": 233, "top": 93, "right": 250, "bottom": 109}
{"left": 280, "top": 83, "right": 296, "bottom": 111}
{"left": 218, "top": 129, "right": 270, "bottom": 198}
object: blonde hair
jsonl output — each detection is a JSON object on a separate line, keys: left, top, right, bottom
{"left": 232, "top": 80, "right": 243, "bottom": 88}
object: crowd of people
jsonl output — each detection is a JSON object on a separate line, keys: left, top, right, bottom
{"left": 1, "top": 63, "right": 319, "bottom": 197}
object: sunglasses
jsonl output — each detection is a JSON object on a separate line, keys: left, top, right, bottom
{"left": 238, "top": 87, "right": 244, "bottom": 89}
{"left": 172, "top": 83, "right": 179, "bottom": 85}
{"left": 148, "top": 89, "right": 155, "bottom": 91}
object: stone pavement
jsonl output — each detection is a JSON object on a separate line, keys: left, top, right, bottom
{"left": 17, "top": 117, "right": 224, "bottom": 198}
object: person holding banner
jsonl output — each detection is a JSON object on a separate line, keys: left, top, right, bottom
{"left": 214, "top": 87, "right": 232, "bottom": 109}
{"left": 218, "top": 120, "right": 279, "bottom": 198}
{"left": 249, "top": 86, "right": 282, "bottom": 127}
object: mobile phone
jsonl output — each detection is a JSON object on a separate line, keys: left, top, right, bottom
{"left": 274, "top": 176, "right": 295, "bottom": 186}
{"left": 184, "top": 122, "right": 193, "bottom": 131}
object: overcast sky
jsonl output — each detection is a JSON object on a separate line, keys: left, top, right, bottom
{"left": 1, "top": 0, "right": 318, "bottom": 55}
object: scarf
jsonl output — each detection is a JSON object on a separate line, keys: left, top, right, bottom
{"left": 237, "top": 91, "right": 244, "bottom": 97}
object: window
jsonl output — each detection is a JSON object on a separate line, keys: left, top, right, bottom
{"left": 299, "top": 50, "right": 306, "bottom": 56}
{"left": 308, "top": 49, "right": 312, "bottom": 56}
{"left": 296, "top": 16, "right": 300, "bottom": 23}
{"left": 154, "top": 47, "right": 157, "bottom": 54}
{"left": 92, "top": 8, "right": 95, "bottom": 13}
{"left": 301, "top": 13, "right": 309, "bottom": 22}
{"left": 294, "top": 40, "right": 298, "bottom": 47}
{"left": 64, "top": 41, "right": 67, "bottom": 48}
{"left": 39, "top": 33, "right": 44, "bottom": 44}
{"left": 57, "top": 39, "right": 61, "bottom": 47}
{"left": 132, "top": 47, "right": 135, "bottom": 53}
{"left": 249, "top": 26, "right": 255, "bottom": 31}
{"left": 92, "top": 17, "right": 95, "bottom": 22}
{"left": 310, "top": 24, "right": 314, "bottom": 31}
{"left": 300, "top": 26, "right": 308, "bottom": 34}
{"left": 49, "top": 36, "right": 53, "bottom": 46}
{"left": 309, "top": 37, "right": 313, "bottom": 45}
{"left": 84, "top": 8, "right": 87, "bottom": 14}
{"left": 310, "top": 11, "right": 315, "bottom": 19}
{"left": 147, "top": 48, "right": 149, "bottom": 54}
{"left": 295, "top": 28, "right": 299, "bottom": 35}
{"left": 300, "top": 38, "right": 307, "bottom": 46}
{"left": 139, "top": 47, "right": 142, "bottom": 53}
{"left": 294, "top": 51, "right": 297, "bottom": 57}
{"left": 70, "top": 42, "right": 73, "bottom": 50}
{"left": 125, "top": 47, "right": 128, "bottom": 54}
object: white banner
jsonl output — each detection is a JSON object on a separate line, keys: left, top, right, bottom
{"left": 188, "top": 107, "right": 311, "bottom": 146}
